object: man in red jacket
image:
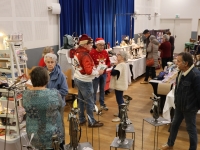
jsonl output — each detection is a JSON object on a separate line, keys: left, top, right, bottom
{"left": 73, "top": 34, "right": 104, "bottom": 128}
{"left": 90, "top": 38, "right": 111, "bottom": 111}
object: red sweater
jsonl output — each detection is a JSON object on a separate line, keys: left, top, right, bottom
{"left": 159, "top": 41, "right": 171, "bottom": 58}
{"left": 89, "top": 48, "right": 111, "bottom": 68}
{"left": 38, "top": 57, "right": 46, "bottom": 67}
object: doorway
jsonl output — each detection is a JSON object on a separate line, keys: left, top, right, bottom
{"left": 160, "top": 19, "right": 192, "bottom": 53}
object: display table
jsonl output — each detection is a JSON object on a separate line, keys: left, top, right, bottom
{"left": 127, "top": 55, "right": 146, "bottom": 80}
{"left": 113, "top": 45, "right": 131, "bottom": 54}
{"left": 163, "top": 89, "right": 200, "bottom": 122}
{"left": 163, "top": 90, "right": 175, "bottom": 122}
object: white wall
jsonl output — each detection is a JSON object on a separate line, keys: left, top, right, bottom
{"left": 160, "top": 0, "right": 200, "bottom": 32}
{"left": 198, "top": 20, "right": 200, "bottom": 36}
{"left": 134, "top": 0, "right": 161, "bottom": 34}
{"left": 0, "top": 0, "right": 59, "bottom": 49}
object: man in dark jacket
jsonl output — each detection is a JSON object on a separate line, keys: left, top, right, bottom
{"left": 143, "top": 29, "right": 151, "bottom": 50}
{"left": 160, "top": 52, "right": 200, "bottom": 150}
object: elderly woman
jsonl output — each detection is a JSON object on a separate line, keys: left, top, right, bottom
{"left": 110, "top": 50, "right": 129, "bottom": 122}
{"left": 23, "top": 67, "right": 64, "bottom": 149}
{"left": 44, "top": 53, "right": 68, "bottom": 115}
{"left": 38, "top": 46, "right": 54, "bottom": 67}
{"left": 159, "top": 34, "right": 171, "bottom": 70}
{"left": 141, "top": 35, "right": 159, "bottom": 84}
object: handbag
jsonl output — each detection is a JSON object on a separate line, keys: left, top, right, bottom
{"left": 146, "top": 44, "right": 154, "bottom": 67}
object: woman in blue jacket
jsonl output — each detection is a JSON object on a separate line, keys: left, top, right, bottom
{"left": 44, "top": 53, "right": 68, "bottom": 116}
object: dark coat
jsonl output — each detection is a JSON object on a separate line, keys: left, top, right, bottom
{"left": 175, "top": 67, "right": 200, "bottom": 111}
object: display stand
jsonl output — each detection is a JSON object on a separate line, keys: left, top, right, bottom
{"left": 65, "top": 142, "right": 93, "bottom": 150}
{"left": 0, "top": 39, "right": 27, "bottom": 150}
{"left": 116, "top": 124, "right": 135, "bottom": 150}
{"left": 110, "top": 137, "right": 133, "bottom": 150}
{"left": 142, "top": 117, "right": 169, "bottom": 150}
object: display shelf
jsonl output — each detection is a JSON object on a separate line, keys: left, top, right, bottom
{"left": 0, "top": 129, "right": 26, "bottom": 144}
{"left": 0, "top": 98, "right": 22, "bottom": 102}
{"left": 6, "top": 40, "right": 23, "bottom": 43}
{"left": 0, "top": 121, "right": 26, "bottom": 130}
{"left": 0, "top": 68, "right": 12, "bottom": 73}
{"left": 0, "top": 113, "right": 14, "bottom": 118}
{"left": 0, "top": 58, "right": 11, "bottom": 61}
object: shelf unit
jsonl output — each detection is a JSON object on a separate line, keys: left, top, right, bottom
{"left": 0, "top": 89, "right": 24, "bottom": 135}
{"left": 0, "top": 41, "right": 28, "bottom": 83}
{"left": 0, "top": 39, "right": 27, "bottom": 140}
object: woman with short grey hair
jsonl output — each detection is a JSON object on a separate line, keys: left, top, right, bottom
{"left": 159, "top": 34, "right": 172, "bottom": 69}
{"left": 44, "top": 53, "right": 57, "bottom": 64}
{"left": 162, "top": 34, "right": 170, "bottom": 41}
{"left": 44, "top": 53, "right": 68, "bottom": 116}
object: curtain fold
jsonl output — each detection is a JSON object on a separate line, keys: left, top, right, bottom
{"left": 59, "top": 0, "right": 134, "bottom": 47}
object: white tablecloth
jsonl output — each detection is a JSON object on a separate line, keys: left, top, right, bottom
{"left": 127, "top": 55, "right": 146, "bottom": 79}
{"left": 163, "top": 90, "right": 175, "bottom": 122}
{"left": 113, "top": 45, "right": 131, "bottom": 54}
{"left": 163, "top": 90, "right": 200, "bottom": 122}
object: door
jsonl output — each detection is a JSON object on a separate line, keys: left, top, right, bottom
{"left": 160, "top": 19, "right": 192, "bottom": 53}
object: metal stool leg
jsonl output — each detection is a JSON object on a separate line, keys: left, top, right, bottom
{"left": 154, "top": 126, "right": 156, "bottom": 150}
{"left": 142, "top": 119, "right": 144, "bottom": 150}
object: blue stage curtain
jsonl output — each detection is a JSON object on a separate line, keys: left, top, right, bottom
{"left": 59, "top": 0, "right": 134, "bottom": 47}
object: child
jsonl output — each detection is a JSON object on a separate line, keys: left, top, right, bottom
{"left": 110, "top": 50, "right": 128, "bottom": 122}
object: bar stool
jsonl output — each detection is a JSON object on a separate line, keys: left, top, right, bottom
{"left": 110, "top": 137, "right": 134, "bottom": 150}
{"left": 110, "top": 124, "right": 135, "bottom": 150}
{"left": 116, "top": 124, "right": 135, "bottom": 150}
{"left": 142, "top": 117, "right": 170, "bottom": 150}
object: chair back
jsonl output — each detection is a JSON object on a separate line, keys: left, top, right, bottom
{"left": 64, "top": 69, "right": 73, "bottom": 88}
{"left": 157, "top": 83, "right": 172, "bottom": 95}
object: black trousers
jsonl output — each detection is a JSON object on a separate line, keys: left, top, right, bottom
{"left": 161, "top": 57, "right": 171, "bottom": 70}
{"left": 144, "top": 66, "right": 156, "bottom": 81}
{"left": 170, "top": 48, "right": 175, "bottom": 62}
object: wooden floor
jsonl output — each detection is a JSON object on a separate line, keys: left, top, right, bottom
{"left": 64, "top": 73, "right": 200, "bottom": 150}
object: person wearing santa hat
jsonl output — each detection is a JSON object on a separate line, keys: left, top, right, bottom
{"left": 90, "top": 37, "right": 111, "bottom": 111}
{"left": 73, "top": 34, "right": 104, "bottom": 128}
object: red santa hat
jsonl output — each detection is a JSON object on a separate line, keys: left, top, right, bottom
{"left": 79, "top": 34, "right": 93, "bottom": 45}
{"left": 95, "top": 38, "right": 105, "bottom": 45}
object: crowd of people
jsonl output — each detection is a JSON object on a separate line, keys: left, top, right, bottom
{"left": 141, "top": 29, "right": 200, "bottom": 150}
{"left": 22, "top": 32, "right": 200, "bottom": 150}
{"left": 140, "top": 29, "right": 175, "bottom": 84}
{"left": 23, "top": 34, "right": 129, "bottom": 149}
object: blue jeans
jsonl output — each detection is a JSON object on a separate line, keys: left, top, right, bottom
{"left": 167, "top": 109, "right": 197, "bottom": 150}
{"left": 74, "top": 78, "right": 95, "bottom": 124}
{"left": 115, "top": 90, "right": 124, "bottom": 117}
{"left": 92, "top": 73, "right": 107, "bottom": 106}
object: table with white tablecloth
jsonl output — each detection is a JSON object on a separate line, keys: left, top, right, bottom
{"left": 163, "top": 89, "right": 200, "bottom": 122}
{"left": 163, "top": 90, "right": 175, "bottom": 122}
{"left": 127, "top": 55, "right": 146, "bottom": 80}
